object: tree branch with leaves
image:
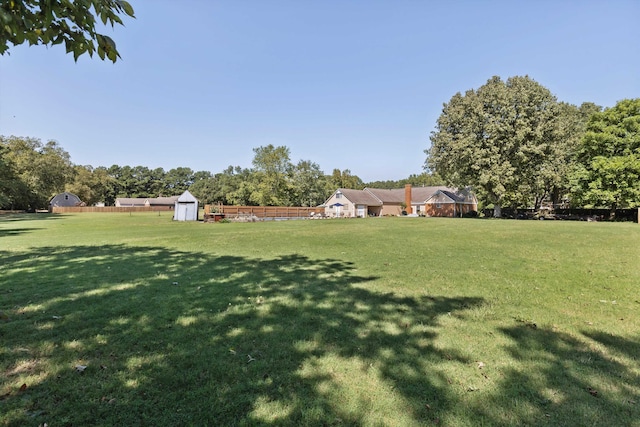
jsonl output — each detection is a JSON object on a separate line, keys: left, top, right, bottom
{"left": 0, "top": 0, "right": 134, "bottom": 62}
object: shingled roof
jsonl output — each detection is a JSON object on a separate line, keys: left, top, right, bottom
{"left": 325, "top": 186, "right": 476, "bottom": 207}
{"left": 334, "top": 188, "right": 382, "bottom": 206}
{"left": 148, "top": 196, "right": 180, "bottom": 206}
{"left": 365, "top": 186, "right": 453, "bottom": 203}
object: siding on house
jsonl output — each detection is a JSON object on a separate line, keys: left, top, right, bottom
{"left": 115, "top": 198, "right": 149, "bottom": 207}
{"left": 115, "top": 196, "right": 179, "bottom": 208}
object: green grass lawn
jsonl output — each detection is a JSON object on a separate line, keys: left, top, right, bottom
{"left": 1, "top": 212, "right": 639, "bottom": 426}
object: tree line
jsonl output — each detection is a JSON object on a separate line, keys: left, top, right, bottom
{"left": 0, "top": 137, "right": 436, "bottom": 210}
{"left": 3, "top": 77, "right": 638, "bottom": 214}
{"left": 426, "top": 76, "right": 640, "bottom": 217}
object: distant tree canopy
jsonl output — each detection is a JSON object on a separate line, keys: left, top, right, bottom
{"left": 365, "top": 173, "right": 444, "bottom": 190}
{"left": 193, "top": 145, "right": 341, "bottom": 207}
{"left": 1, "top": 137, "right": 373, "bottom": 209}
{"left": 0, "top": 0, "right": 135, "bottom": 62}
{"left": 570, "top": 98, "right": 640, "bottom": 216}
{"left": 426, "top": 75, "right": 601, "bottom": 216}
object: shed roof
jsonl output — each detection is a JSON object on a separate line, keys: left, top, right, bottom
{"left": 177, "top": 190, "right": 198, "bottom": 202}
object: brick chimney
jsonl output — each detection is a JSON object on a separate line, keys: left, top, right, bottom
{"left": 404, "top": 184, "right": 412, "bottom": 214}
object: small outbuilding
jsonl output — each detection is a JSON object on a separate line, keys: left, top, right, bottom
{"left": 173, "top": 190, "right": 199, "bottom": 221}
{"left": 50, "top": 192, "right": 83, "bottom": 208}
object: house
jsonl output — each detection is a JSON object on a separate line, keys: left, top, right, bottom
{"left": 149, "top": 196, "right": 180, "bottom": 208}
{"left": 324, "top": 185, "right": 477, "bottom": 218}
{"left": 423, "top": 188, "right": 477, "bottom": 217}
{"left": 50, "top": 192, "right": 83, "bottom": 208}
{"left": 115, "top": 196, "right": 179, "bottom": 209}
{"left": 115, "top": 198, "right": 149, "bottom": 207}
{"left": 324, "top": 188, "right": 383, "bottom": 218}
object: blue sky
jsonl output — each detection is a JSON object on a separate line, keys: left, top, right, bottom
{"left": 1, "top": 0, "right": 639, "bottom": 182}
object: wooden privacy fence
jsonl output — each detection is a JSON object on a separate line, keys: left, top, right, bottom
{"left": 51, "top": 206, "right": 173, "bottom": 213}
{"left": 205, "top": 205, "right": 324, "bottom": 219}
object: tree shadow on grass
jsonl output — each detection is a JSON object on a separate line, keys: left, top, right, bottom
{"left": 1, "top": 245, "right": 485, "bottom": 426}
{"left": 582, "top": 330, "right": 640, "bottom": 362}
{"left": 0, "top": 213, "right": 63, "bottom": 223}
{"left": 0, "top": 214, "right": 63, "bottom": 237}
{"left": 479, "top": 325, "right": 640, "bottom": 426}
{"left": 0, "top": 227, "right": 43, "bottom": 237}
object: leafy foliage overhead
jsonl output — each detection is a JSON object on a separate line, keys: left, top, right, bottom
{"left": 0, "top": 0, "right": 135, "bottom": 62}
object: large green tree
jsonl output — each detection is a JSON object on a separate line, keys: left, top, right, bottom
{"left": 570, "top": 98, "right": 640, "bottom": 217}
{"left": 289, "top": 160, "right": 329, "bottom": 207}
{"left": 65, "top": 165, "right": 115, "bottom": 206}
{"left": 1, "top": 0, "right": 134, "bottom": 62}
{"left": 532, "top": 102, "right": 601, "bottom": 209}
{"left": 216, "top": 166, "right": 253, "bottom": 205}
{"left": 0, "top": 144, "right": 26, "bottom": 209}
{"left": 328, "top": 168, "right": 364, "bottom": 190}
{"left": 164, "top": 167, "right": 195, "bottom": 195}
{"left": 250, "top": 145, "right": 293, "bottom": 206}
{"left": 426, "top": 76, "right": 562, "bottom": 217}
{"left": 1, "top": 135, "right": 74, "bottom": 209}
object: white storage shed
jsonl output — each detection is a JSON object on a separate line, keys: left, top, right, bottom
{"left": 174, "top": 190, "right": 199, "bottom": 221}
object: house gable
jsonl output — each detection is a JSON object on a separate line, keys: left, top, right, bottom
{"left": 424, "top": 190, "right": 456, "bottom": 204}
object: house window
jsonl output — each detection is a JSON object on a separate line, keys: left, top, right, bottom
{"left": 336, "top": 191, "right": 342, "bottom": 199}
{"left": 65, "top": 195, "right": 69, "bottom": 200}
{"left": 436, "top": 203, "right": 442, "bottom": 209}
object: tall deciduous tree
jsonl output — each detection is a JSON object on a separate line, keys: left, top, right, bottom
{"left": 1, "top": 135, "right": 74, "bottom": 209}
{"left": 0, "top": 144, "right": 26, "bottom": 209}
{"left": 426, "top": 76, "right": 561, "bottom": 217}
{"left": 164, "top": 167, "right": 195, "bottom": 194}
{"left": 290, "top": 160, "right": 329, "bottom": 207}
{"left": 250, "top": 145, "right": 293, "bottom": 206}
{"left": 328, "top": 169, "right": 364, "bottom": 190}
{"left": 66, "top": 165, "right": 116, "bottom": 206}
{"left": 533, "top": 102, "right": 602, "bottom": 209}
{"left": 570, "top": 98, "right": 640, "bottom": 217}
{"left": 0, "top": 0, "right": 135, "bottom": 62}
